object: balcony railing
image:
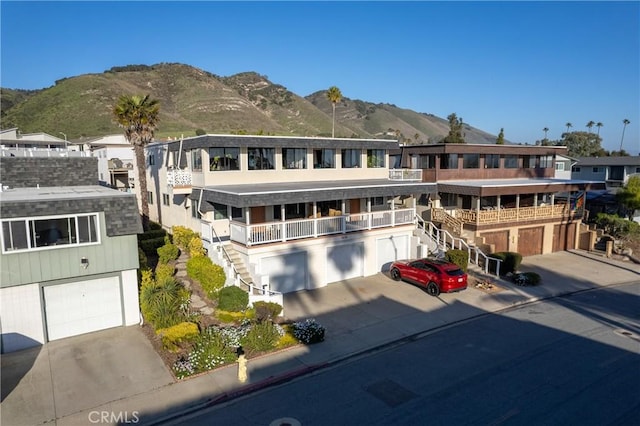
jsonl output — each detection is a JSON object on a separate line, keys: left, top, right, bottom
{"left": 167, "top": 169, "right": 192, "bottom": 194}
{"left": 389, "top": 169, "right": 422, "bottom": 181}
{"left": 434, "top": 204, "right": 582, "bottom": 226}
{"left": 230, "top": 208, "right": 415, "bottom": 246}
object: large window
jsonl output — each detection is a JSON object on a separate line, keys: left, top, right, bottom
{"left": 504, "top": 155, "right": 519, "bottom": 168}
{"left": 342, "top": 149, "right": 361, "bottom": 168}
{"left": 485, "top": 154, "right": 500, "bottom": 169}
{"left": 191, "top": 200, "right": 202, "bottom": 219}
{"left": 191, "top": 149, "right": 202, "bottom": 171}
{"left": 209, "top": 148, "right": 239, "bottom": 171}
{"left": 274, "top": 203, "right": 307, "bottom": 220}
{"left": 367, "top": 149, "right": 385, "bottom": 168}
{"left": 2, "top": 214, "right": 99, "bottom": 253}
{"left": 463, "top": 154, "right": 480, "bottom": 169}
{"left": 411, "top": 154, "right": 435, "bottom": 169}
{"left": 390, "top": 154, "right": 402, "bottom": 169}
{"left": 248, "top": 147, "right": 274, "bottom": 170}
{"left": 440, "top": 154, "right": 458, "bottom": 169}
{"left": 523, "top": 155, "right": 536, "bottom": 168}
{"left": 313, "top": 149, "right": 335, "bottom": 169}
{"left": 540, "top": 155, "right": 553, "bottom": 168}
{"left": 282, "top": 148, "right": 307, "bottom": 169}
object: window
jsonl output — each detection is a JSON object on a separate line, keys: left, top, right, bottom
{"left": 148, "top": 154, "right": 155, "bottom": 166}
{"left": 2, "top": 214, "right": 99, "bottom": 253}
{"left": 411, "top": 154, "right": 435, "bottom": 169}
{"left": 636, "top": 167, "right": 640, "bottom": 173}
{"left": 248, "top": 147, "right": 274, "bottom": 170}
{"left": 313, "top": 149, "right": 335, "bottom": 169}
{"left": 191, "top": 200, "right": 202, "bottom": 219}
{"left": 540, "top": 155, "right": 553, "bottom": 168}
{"left": 282, "top": 148, "right": 307, "bottom": 169}
{"left": 523, "top": 156, "right": 536, "bottom": 168}
{"left": 212, "top": 202, "right": 229, "bottom": 220}
{"left": 367, "top": 149, "right": 385, "bottom": 168}
{"left": 440, "top": 154, "right": 458, "bottom": 169}
{"left": 371, "top": 196, "right": 385, "bottom": 206}
{"left": 572, "top": 166, "right": 581, "bottom": 172}
{"left": 147, "top": 191, "right": 153, "bottom": 205}
{"left": 342, "top": 149, "right": 361, "bottom": 168}
{"left": 390, "top": 154, "right": 402, "bottom": 169}
{"left": 162, "top": 193, "right": 170, "bottom": 206}
{"left": 555, "top": 162, "right": 565, "bottom": 172}
{"left": 274, "top": 203, "right": 307, "bottom": 220}
{"left": 191, "top": 149, "right": 202, "bottom": 171}
{"left": 504, "top": 155, "right": 518, "bottom": 168}
{"left": 209, "top": 148, "right": 239, "bottom": 171}
{"left": 485, "top": 154, "right": 500, "bottom": 169}
{"left": 463, "top": 154, "right": 479, "bottom": 169}
{"left": 592, "top": 167, "right": 601, "bottom": 173}
{"left": 440, "top": 193, "right": 458, "bottom": 207}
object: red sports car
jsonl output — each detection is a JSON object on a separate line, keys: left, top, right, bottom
{"left": 389, "top": 258, "right": 468, "bottom": 297}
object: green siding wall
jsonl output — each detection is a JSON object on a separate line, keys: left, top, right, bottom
{"left": 0, "top": 214, "right": 139, "bottom": 288}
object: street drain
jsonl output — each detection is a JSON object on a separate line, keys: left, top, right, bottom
{"left": 364, "top": 379, "right": 417, "bottom": 408}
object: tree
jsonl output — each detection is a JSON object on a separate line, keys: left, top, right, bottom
{"left": 565, "top": 122, "right": 573, "bottom": 133}
{"left": 558, "top": 131, "right": 605, "bottom": 157}
{"left": 113, "top": 94, "right": 160, "bottom": 227}
{"left": 326, "top": 86, "right": 342, "bottom": 138}
{"left": 596, "top": 122, "right": 603, "bottom": 139}
{"left": 443, "top": 113, "right": 465, "bottom": 144}
{"left": 496, "top": 128, "right": 505, "bottom": 144}
{"left": 543, "top": 127, "right": 549, "bottom": 140}
{"left": 616, "top": 175, "right": 640, "bottom": 220}
{"left": 620, "top": 118, "right": 631, "bottom": 151}
{"left": 586, "top": 120, "right": 595, "bottom": 133}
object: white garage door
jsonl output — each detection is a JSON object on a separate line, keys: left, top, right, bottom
{"left": 44, "top": 277, "right": 123, "bottom": 341}
{"left": 377, "top": 235, "right": 409, "bottom": 272}
{"left": 261, "top": 252, "right": 308, "bottom": 293}
{"left": 327, "top": 243, "right": 364, "bottom": 283}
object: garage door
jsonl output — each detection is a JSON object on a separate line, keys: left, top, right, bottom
{"left": 44, "top": 277, "right": 123, "bottom": 341}
{"left": 518, "top": 227, "right": 544, "bottom": 256}
{"left": 261, "top": 252, "right": 308, "bottom": 293}
{"left": 481, "top": 231, "right": 508, "bottom": 253}
{"left": 553, "top": 223, "right": 576, "bottom": 252}
{"left": 327, "top": 243, "right": 364, "bottom": 283}
{"left": 376, "top": 235, "right": 409, "bottom": 272}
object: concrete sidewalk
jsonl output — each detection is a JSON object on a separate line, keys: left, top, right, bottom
{"left": 2, "top": 250, "right": 638, "bottom": 425}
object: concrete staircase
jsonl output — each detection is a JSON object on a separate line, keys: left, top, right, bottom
{"left": 221, "top": 243, "right": 255, "bottom": 290}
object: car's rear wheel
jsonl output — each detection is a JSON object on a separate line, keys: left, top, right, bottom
{"left": 391, "top": 268, "right": 401, "bottom": 281}
{"left": 426, "top": 281, "right": 440, "bottom": 297}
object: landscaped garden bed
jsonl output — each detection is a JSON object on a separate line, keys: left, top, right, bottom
{"left": 138, "top": 225, "right": 325, "bottom": 380}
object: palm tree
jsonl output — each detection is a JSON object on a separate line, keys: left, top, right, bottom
{"left": 565, "top": 122, "right": 572, "bottom": 134}
{"left": 586, "top": 120, "right": 595, "bottom": 133}
{"left": 113, "top": 94, "right": 160, "bottom": 227}
{"left": 620, "top": 119, "right": 631, "bottom": 151}
{"left": 596, "top": 122, "right": 603, "bottom": 139}
{"left": 543, "top": 127, "right": 549, "bottom": 140}
{"left": 326, "top": 86, "right": 342, "bottom": 138}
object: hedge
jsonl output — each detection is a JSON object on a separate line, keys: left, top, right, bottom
{"left": 217, "top": 286, "right": 249, "bottom": 312}
{"left": 488, "top": 251, "right": 522, "bottom": 275}
{"left": 444, "top": 249, "right": 469, "bottom": 272}
{"left": 156, "top": 322, "right": 199, "bottom": 351}
{"left": 186, "top": 256, "right": 226, "bottom": 299}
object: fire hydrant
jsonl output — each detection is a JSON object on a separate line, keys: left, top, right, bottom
{"left": 237, "top": 347, "right": 248, "bottom": 383}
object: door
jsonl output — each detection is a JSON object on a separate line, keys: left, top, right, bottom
{"left": 261, "top": 252, "right": 308, "bottom": 293}
{"left": 349, "top": 198, "right": 361, "bottom": 214}
{"left": 43, "top": 277, "right": 123, "bottom": 341}
{"left": 518, "top": 227, "right": 544, "bottom": 256}
{"left": 553, "top": 223, "right": 576, "bottom": 252}
{"left": 251, "top": 206, "right": 266, "bottom": 223}
{"left": 327, "top": 243, "right": 364, "bottom": 283}
{"left": 481, "top": 231, "right": 508, "bottom": 253}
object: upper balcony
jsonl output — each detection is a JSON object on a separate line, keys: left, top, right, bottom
{"left": 433, "top": 204, "right": 584, "bottom": 228}
{"left": 167, "top": 168, "right": 192, "bottom": 194}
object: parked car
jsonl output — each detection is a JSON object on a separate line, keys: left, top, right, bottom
{"left": 389, "top": 258, "right": 468, "bottom": 297}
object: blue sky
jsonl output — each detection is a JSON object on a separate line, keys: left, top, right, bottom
{"left": 1, "top": 1, "right": 638, "bottom": 154}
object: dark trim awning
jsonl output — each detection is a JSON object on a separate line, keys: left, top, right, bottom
{"left": 190, "top": 179, "right": 437, "bottom": 208}
{"left": 437, "top": 178, "right": 606, "bottom": 197}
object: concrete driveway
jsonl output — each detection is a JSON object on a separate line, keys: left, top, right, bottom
{"left": 1, "top": 326, "right": 173, "bottom": 425}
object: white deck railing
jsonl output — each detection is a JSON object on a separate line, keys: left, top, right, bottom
{"left": 230, "top": 208, "right": 415, "bottom": 246}
{"left": 1, "top": 147, "right": 88, "bottom": 158}
{"left": 167, "top": 169, "right": 192, "bottom": 187}
{"left": 388, "top": 169, "right": 422, "bottom": 181}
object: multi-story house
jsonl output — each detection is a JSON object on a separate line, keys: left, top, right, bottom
{"left": 145, "top": 134, "right": 437, "bottom": 294}
{"left": 571, "top": 156, "right": 640, "bottom": 188}
{"left": 0, "top": 127, "right": 70, "bottom": 150}
{"left": 77, "top": 134, "right": 136, "bottom": 192}
{"left": 397, "top": 143, "right": 605, "bottom": 256}
{"left": 0, "top": 149, "right": 142, "bottom": 353}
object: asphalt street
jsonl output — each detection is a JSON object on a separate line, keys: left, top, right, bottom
{"left": 171, "top": 282, "right": 640, "bottom": 426}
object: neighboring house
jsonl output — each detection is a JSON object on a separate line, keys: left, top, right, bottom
{"left": 397, "top": 144, "right": 605, "bottom": 256}
{"left": 145, "top": 134, "right": 437, "bottom": 294}
{"left": 571, "top": 156, "right": 640, "bottom": 188}
{"left": 554, "top": 153, "right": 577, "bottom": 180}
{"left": 0, "top": 127, "right": 72, "bottom": 150}
{"left": 78, "top": 134, "right": 136, "bottom": 192}
{"left": 0, "top": 151, "right": 142, "bottom": 353}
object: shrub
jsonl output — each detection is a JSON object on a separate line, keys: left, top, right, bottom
{"left": 147, "top": 221, "right": 163, "bottom": 231}
{"left": 595, "top": 213, "right": 640, "bottom": 239}
{"left": 513, "top": 272, "right": 542, "bottom": 286}
{"left": 139, "top": 237, "right": 165, "bottom": 256}
{"left": 157, "top": 237, "right": 180, "bottom": 264}
{"left": 172, "top": 226, "right": 199, "bottom": 251}
{"left": 217, "top": 286, "right": 249, "bottom": 312}
{"left": 489, "top": 251, "right": 522, "bottom": 275}
{"left": 210, "top": 322, "right": 251, "bottom": 348}
{"left": 240, "top": 321, "right": 284, "bottom": 354}
{"left": 444, "top": 249, "right": 469, "bottom": 272}
{"left": 173, "top": 328, "right": 237, "bottom": 379}
{"left": 186, "top": 256, "right": 226, "bottom": 299}
{"left": 276, "top": 324, "right": 299, "bottom": 349}
{"left": 253, "top": 301, "right": 283, "bottom": 323}
{"left": 292, "top": 319, "right": 325, "bottom": 344}
{"left": 188, "top": 236, "right": 206, "bottom": 257}
{"left": 138, "top": 248, "right": 148, "bottom": 270}
{"left": 138, "top": 229, "right": 167, "bottom": 241}
{"left": 155, "top": 263, "right": 175, "bottom": 283}
{"left": 156, "top": 322, "right": 199, "bottom": 351}
{"left": 140, "top": 268, "right": 155, "bottom": 289}
{"left": 140, "top": 276, "right": 186, "bottom": 329}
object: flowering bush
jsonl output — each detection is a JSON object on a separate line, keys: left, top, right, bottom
{"left": 292, "top": 319, "right": 325, "bottom": 344}
{"left": 156, "top": 322, "right": 199, "bottom": 351}
{"left": 208, "top": 321, "right": 252, "bottom": 348}
{"left": 241, "top": 321, "right": 285, "bottom": 354}
{"left": 172, "top": 328, "right": 236, "bottom": 379}
{"left": 186, "top": 255, "right": 225, "bottom": 299}
{"left": 513, "top": 272, "right": 542, "bottom": 286}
